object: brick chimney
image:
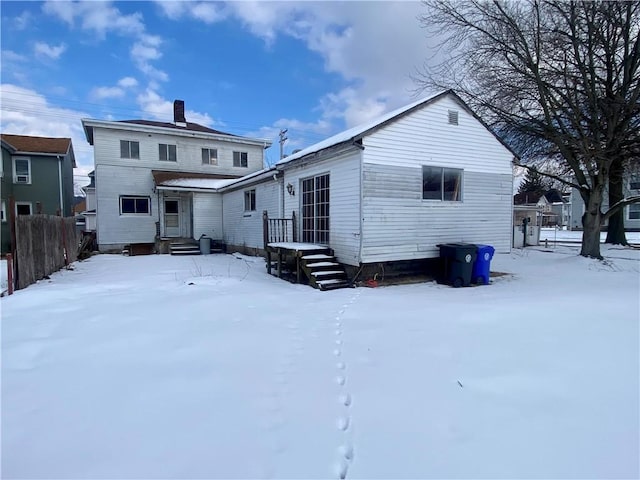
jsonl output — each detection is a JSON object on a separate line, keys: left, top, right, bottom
{"left": 173, "top": 100, "right": 186, "bottom": 126}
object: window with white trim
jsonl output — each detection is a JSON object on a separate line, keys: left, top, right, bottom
{"left": 202, "top": 148, "right": 218, "bottom": 165}
{"left": 628, "top": 203, "right": 640, "bottom": 220}
{"left": 120, "top": 140, "right": 140, "bottom": 159}
{"left": 1, "top": 201, "right": 6, "bottom": 222}
{"left": 120, "top": 196, "right": 151, "bottom": 215}
{"left": 159, "top": 144, "right": 177, "bottom": 162}
{"left": 233, "top": 151, "right": 248, "bottom": 168}
{"left": 13, "top": 157, "right": 31, "bottom": 184}
{"left": 422, "top": 166, "right": 463, "bottom": 201}
{"left": 630, "top": 175, "right": 640, "bottom": 191}
{"left": 244, "top": 189, "right": 256, "bottom": 212}
{"left": 15, "top": 202, "right": 32, "bottom": 216}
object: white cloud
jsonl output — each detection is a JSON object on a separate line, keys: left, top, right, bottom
{"left": 155, "top": 1, "right": 227, "bottom": 24}
{"left": 118, "top": 77, "right": 138, "bottom": 88}
{"left": 34, "top": 42, "right": 67, "bottom": 60}
{"left": 90, "top": 86, "right": 126, "bottom": 100}
{"left": 15, "top": 11, "right": 32, "bottom": 30}
{"left": 135, "top": 88, "right": 216, "bottom": 127}
{"left": 42, "top": 1, "right": 145, "bottom": 39}
{"left": 42, "top": 1, "right": 166, "bottom": 81}
{"left": 0, "top": 84, "right": 94, "bottom": 175}
{"left": 2, "top": 50, "right": 28, "bottom": 63}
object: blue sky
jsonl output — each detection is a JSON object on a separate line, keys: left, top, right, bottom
{"left": 0, "top": 1, "right": 435, "bottom": 180}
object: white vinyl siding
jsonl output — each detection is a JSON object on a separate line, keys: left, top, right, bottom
{"left": 361, "top": 165, "right": 512, "bottom": 261}
{"left": 223, "top": 179, "right": 280, "bottom": 250}
{"left": 193, "top": 193, "right": 223, "bottom": 241}
{"left": 92, "top": 127, "right": 265, "bottom": 175}
{"left": 95, "top": 164, "right": 159, "bottom": 249}
{"left": 282, "top": 148, "right": 362, "bottom": 266}
{"left": 360, "top": 94, "right": 513, "bottom": 262}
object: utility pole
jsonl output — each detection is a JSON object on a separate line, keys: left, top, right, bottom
{"left": 279, "top": 129, "right": 288, "bottom": 160}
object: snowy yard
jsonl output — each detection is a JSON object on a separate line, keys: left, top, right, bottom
{"left": 2, "top": 247, "right": 639, "bottom": 478}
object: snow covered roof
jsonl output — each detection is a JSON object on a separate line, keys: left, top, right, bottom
{"left": 152, "top": 170, "right": 240, "bottom": 191}
{"left": 276, "top": 90, "right": 451, "bottom": 167}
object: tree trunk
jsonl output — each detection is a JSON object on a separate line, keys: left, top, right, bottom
{"left": 580, "top": 187, "right": 604, "bottom": 259}
{"left": 605, "top": 161, "right": 628, "bottom": 245}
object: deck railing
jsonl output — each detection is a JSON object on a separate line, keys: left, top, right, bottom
{"left": 263, "top": 211, "right": 297, "bottom": 248}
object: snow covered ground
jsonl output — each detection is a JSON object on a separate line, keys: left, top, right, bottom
{"left": 2, "top": 247, "right": 639, "bottom": 479}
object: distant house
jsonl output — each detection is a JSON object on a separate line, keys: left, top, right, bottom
{"left": 514, "top": 188, "right": 570, "bottom": 228}
{"left": 1, "top": 134, "right": 76, "bottom": 254}
{"left": 81, "top": 101, "right": 272, "bottom": 252}
{"left": 569, "top": 166, "right": 640, "bottom": 231}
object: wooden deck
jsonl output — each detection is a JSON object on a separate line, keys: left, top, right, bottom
{"left": 262, "top": 212, "right": 350, "bottom": 290}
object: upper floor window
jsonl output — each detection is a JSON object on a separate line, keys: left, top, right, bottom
{"left": 233, "top": 151, "right": 248, "bottom": 168}
{"left": 159, "top": 144, "right": 177, "bottom": 162}
{"left": 120, "top": 140, "right": 140, "bottom": 159}
{"left": 422, "top": 166, "right": 463, "bottom": 201}
{"left": 120, "top": 196, "right": 151, "bottom": 215}
{"left": 13, "top": 157, "right": 31, "bottom": 184}
{"left": 202, "top": 148, "right": 218, "bottom": 165}
{"left": 244, "top": 189, "right": 256, "bottom": 211}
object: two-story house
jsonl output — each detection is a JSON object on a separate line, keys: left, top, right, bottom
{"left": 81, "top": 100, "right": 272, "bottom": 252}
{"left": 1, "top": 134, "right": 76, "bottom": 254}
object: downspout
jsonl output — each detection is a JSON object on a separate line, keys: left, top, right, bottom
{"left": 57, "top": 156, "right": 64, "bottom": 215}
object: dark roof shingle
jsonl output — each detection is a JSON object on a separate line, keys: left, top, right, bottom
{"left": 1, "top": 134, "right": 72, "bottom": 155}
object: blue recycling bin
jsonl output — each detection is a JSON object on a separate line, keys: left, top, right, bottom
{"left": 472, "top": 244, "right": 495, "bottom": 285}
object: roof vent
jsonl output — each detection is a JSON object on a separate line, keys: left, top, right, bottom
{"left": 448, "top": 109, "right": 459, "bottom": 125}
{"left": 174, "top": 100, "right": 187, "bottom": 127}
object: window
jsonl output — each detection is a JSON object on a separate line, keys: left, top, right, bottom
{"left": 629, "top": 203, "right": 640, "bottom": 220}
{"left": 202, "top": 148, "right": 218, "bottom": 165}
{"left": 244, "top": 189, "right": 256, "bottom": 212}
{"left": 630, "top": 176, "right": 640, "bottom": 191}
{"left": 1, "top": 201, "right": 6, "bottom": 222}
{"left": 422, "top": 166, "right": 463, "bottom": 201}
{"left": 15, "top": 202, "right": 32, "bottom": 216}
{"left": 13, "top": 157, "right": 31, "bottom": 184}
{"left": 159, "top": 144, "right": 177, "bottom": 162}
{"left": 120, "top": 196, "right": 150, "bottom": 215}
{"left": 120, "top": 140, "right": 140, "bottom": 159}
{"left": 233, "top": 151, "right": 248, "bottom": 168}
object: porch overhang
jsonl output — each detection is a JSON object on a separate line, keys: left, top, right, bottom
{"left": 152, "top": 170, "right": 240, "bottom": 193}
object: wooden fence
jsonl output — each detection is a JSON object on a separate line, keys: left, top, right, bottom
{"left": 13, "top": 215, "right": 79, "bottom": 290}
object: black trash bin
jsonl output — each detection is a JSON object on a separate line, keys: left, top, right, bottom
{"left": 438, "top": 243, "right": 478, "bottom": 287}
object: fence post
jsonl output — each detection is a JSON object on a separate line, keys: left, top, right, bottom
{"left": 6, "top": 253, "right": 13, "bottom": 295}
{"left": 61, "top": 216, "right": 68, "bottom": 266}
{"left": 292, "top": 210, "right": 297, "bottom": 243}
{"left": 262, "top": 210, "right": 269, "bottom": 249}
{"left": 9, "top": 196, "right": 18, "bottom": 289}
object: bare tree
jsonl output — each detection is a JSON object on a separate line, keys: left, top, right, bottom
{"left": 417, "top": 0, "right": 640, "bottom": 258}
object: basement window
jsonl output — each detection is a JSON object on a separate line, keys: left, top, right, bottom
{"left": 628, "top": 204, "right": 640, "bottom": 220}
{"left": 16, "top": 202, "right": 32, "bottom": 215}
{"left": 422, "top": 166, "right": 463, "bottom": 201}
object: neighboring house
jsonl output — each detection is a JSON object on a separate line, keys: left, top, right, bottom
{"left": 80, "top": 170, "right": 96, "bottom": 232}
{"left": 1, "top": 134, "right": 76, "bottom": 254}
{"left": 81, "top": 100, "right": 272, "bottom": 252}
{"left": 219, "top": 90, "right": 515, "bottom": 267}
{"left": 514, "top": 189, "right": 570, "bottom": 227}
{"left": 569, "top": 164, "right": 640, "bottom": 231}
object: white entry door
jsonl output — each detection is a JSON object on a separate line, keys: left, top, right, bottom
{"left": 164, "top": 198, "right": 180, "bottom": 237}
